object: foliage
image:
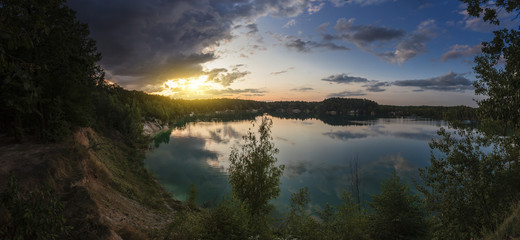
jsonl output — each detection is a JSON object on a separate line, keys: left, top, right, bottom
{"left": 419, "top": 1, "right": 520, "bottom": 238}
{"left": 482, "top": 202, "right": 520, "bottom": 240}
{"left": 187, "top": 183, "right": 198, "bottom": 208}
{"left": 228, "top": 116, "right": 285, "bottom": 218}
{"left": 0, "top": 0, "right": 103, "bottom": 142}
{"left": 419, "top": 127, "right": 520, "bottom": 239}
{"left": 370, "top": 172, "right": 427, "bottom": 240}
{"left": 0, "top": 175, "right": 72, "bottom": 240}
{"left": 165, "top": 210, "right": 207, "bottom": 240}
{"left": 205, "top": 198, "right": 253, "bottom": 240}
{"left": 280, "top": 187, "right": 321, "bottom": 240}
{"left": 166, "top": 198, "right": 252, "bottom": 240}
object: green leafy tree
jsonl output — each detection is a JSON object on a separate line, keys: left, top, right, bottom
{"left": 281, "top": 187, "right": 320, "bottom": 240}
{"left": 419, "top": 1, "right": 520, "bottom": 238}
{"left": 228, "top": 116, "right": 285, "bottom": 236}
{"left": 332, "top": 192, "right": 369, "bottom": 240}
{"left": 370, "top": 172, "right": 427, "bottom": 240}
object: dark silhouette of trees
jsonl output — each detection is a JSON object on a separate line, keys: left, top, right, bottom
{"left": 370, "top": 172, "right": 427, "bottom": 240}
{"left": 0, "top": 0, "right": 103, "bottom": 142}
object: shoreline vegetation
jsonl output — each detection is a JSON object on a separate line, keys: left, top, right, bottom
{"left": 1, "top": 0, "right": 519, "bottom": 239}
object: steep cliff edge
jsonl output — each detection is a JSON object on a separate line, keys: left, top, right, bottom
{"left": 0, "top": 128, "right": 182, "bottom": 239}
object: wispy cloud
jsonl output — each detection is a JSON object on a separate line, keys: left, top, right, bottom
{"left": 291, "top": 87, "right": 314, "bottom": 92}
{"left": 270, "top": 67, "right": 295, "bottom": 75}
{"left": 364, "top": 81, "right": 390, "bottom": 92}
{"left": 322, "top": 74, "right": 369, "bottom": 84}
{"left": 283, "top": 19, "right": 297, "bottom": 28}
{"left": 316, "top": 22, "right": 330, "bottom": 32}
{"left": 335, "top": 0, "right": 396, "bottom": 6}
{"left": 281, "top": 35, "right": 350, "bottom": 52}
{"left": 440, "top": 44, "right": 481, "bottom": 61}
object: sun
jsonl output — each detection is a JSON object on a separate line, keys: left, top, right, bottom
{"left": 156, "top": 75, "right": 217, "bottom": 98}
{"left": 186, "top": 75, "right": 208, "bottom": 92}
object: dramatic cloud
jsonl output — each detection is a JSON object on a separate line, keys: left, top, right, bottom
{"left": 377, "top": 19, "right": 438, "bottom": 64}
{"left": 334, "top": 18, "right": 405, "bottom": 47}
{"left": 322, "top": 74, "right": 369, "bottom": 84}
{"left": 327, "top": 90, "right": 367, "bottom": 98}
{"left": 393, "top": 71, "right": 474, "bottom": 92}
{"left": 68, "top": 0, "right": 319, "bottom": 88}
{"left": 440, "top": 44, "right": 481, "bottom": 61}
{"left": 282, "top": 36, "right": 350, "bottom": 52}
{"left": 291, "top": 87, "right": 314, "bottom": 92}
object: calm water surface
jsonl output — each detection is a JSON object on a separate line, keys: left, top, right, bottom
{"left": 144, "top": 116, "right": 445, "bottom": 211}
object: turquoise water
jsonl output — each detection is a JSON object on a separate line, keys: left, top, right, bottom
{"left": 144, "top": 116, "right": 445, "bottom": 210}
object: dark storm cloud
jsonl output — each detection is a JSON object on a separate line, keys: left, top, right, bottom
{"left": 322, "top": 74, "right": 368, "bottom": 84}
{"left": 327, "top": 91, "right": 367, "bottom": 98}
{"left": 393, "top": 71, "right": 474, "bottom": 92}
{"left": 68, "top": 0, "right": 319, "bottom": 88}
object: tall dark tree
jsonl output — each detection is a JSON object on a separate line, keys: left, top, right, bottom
{"left": 0, "top": 0, "right": 103, "bottom": 141}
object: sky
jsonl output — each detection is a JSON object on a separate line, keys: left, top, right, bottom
{"left": 68, "top": 0, "right": 518, "bottom": 106}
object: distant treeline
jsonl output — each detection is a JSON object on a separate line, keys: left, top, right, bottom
{"left": 1, "top": 74, "right": 477, "bottom": 143}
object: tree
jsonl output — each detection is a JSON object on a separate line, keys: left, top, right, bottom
{"left": 282, "top": 187, "right": 320, "bottom": 240}
{"left": 370, "top": 172, "right": 427, "bottom": 240}
{"left": 0, "top": 0, "right": 103, "bottom": 142}
{"left": 419, "top": 1, "right": 520, "bottom": 238}
{"left": 228, "top": 116, "right": 285, "bottom": 234}
{"left": 419, "top": 128, "right": 517, "bottom": 239}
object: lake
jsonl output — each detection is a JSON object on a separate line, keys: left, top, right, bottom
{"left": 144, "top": 115, "right": 445, "bottom": 212}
